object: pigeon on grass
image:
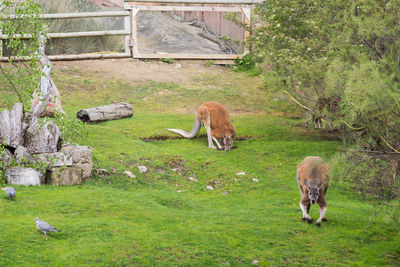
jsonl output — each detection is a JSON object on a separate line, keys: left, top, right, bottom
{"left": 35, "top": 217, "right": 61, "bottom": 238}
{"left": 2, "top": 187, "right": 16, "bottom": 200}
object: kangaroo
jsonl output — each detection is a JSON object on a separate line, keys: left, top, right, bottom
{"left": 167, "top": 102, "right": 236, "bottom": 151}
{"left": 297, "top": 156, "right": 330, "bottom": 227}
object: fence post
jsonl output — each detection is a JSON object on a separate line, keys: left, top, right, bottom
{"left": 0, "top": 4, "right": 3, "bottom": 57}
{"left": 124, "top": 9, "right": 130, "bottom": 54}
{"left": 242, "top": 5, "right": 251, "bottom": 54}
{"left": 131, "top": 6, "right": 140, "bottom": 58}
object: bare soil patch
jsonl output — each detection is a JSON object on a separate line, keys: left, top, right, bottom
{"left": 52, "top": 58, "right": 230, "bottom": 84}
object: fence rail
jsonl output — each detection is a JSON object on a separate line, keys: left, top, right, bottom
{"left": 0, "top": 1, "right": 258, "bottom": 61}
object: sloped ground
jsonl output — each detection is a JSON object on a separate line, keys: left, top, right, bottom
{"left": 0, "top": 60, "right": 399, "bottom": 266}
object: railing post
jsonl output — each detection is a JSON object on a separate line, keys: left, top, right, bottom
{"left": 124, "top": 9, "right": 130, "bottom": 54}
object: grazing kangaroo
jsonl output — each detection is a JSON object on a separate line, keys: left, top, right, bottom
{"left": 297, "top": 156, "right": 330, "bottom": 227}
{"left": 167, "top": 102, "right": 236, "bottom": 151}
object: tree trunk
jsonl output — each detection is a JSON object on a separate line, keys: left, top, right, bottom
{"left": 0, "top": 103, "right": 24, "bottom": 148}
{"left": 76, "top": 102, "right": 134, "bottom": 123}
{"left": 24, "top": 119, "right": 61, "bottom": 154}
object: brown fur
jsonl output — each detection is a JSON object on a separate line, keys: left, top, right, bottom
{"left": 197, "top": 102, "right": 236, "bottom": 150}
{"left": 197, "top": 102, "right": 235, "bottom": 138}
{"left": 167, "top": 102, "right": 236, "bottom": 150}
{"left": 297, "top": 156, "right": 330, "bottom": 226}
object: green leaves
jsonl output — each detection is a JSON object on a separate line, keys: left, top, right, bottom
{"left": 254, "top": 0, "right": 400, "bottom": 152}
{"left": 0, "top": 0, "right": 46, "bottom": 110}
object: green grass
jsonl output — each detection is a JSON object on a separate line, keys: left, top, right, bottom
{"left": 0, "top": 63, "right": 399, "bottom": 266}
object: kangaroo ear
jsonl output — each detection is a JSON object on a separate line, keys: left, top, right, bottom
{"left": 304, "top": 179, "right": 310, "bottom": 188}
{"left": 317, "top": 182, "right": 323, "bottom": 190}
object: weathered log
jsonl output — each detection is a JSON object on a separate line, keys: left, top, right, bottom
{"left": 76, "top": 102, "right": 134, "bottom": 123}
{"left": 25, "top": 119, "right": 61, "bottom": 154}
{"left": 0, "top": 103, "right": 24, "bottom": 148}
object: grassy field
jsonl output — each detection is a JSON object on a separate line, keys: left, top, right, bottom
{"left": 0, "top": 60, "right": 399, "bottom": 266}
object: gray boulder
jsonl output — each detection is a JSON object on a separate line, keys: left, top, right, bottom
{"left": 6, "top": 167, "right": 45, "bottom": 186}
{"left": 60, "top": 144, "right": 93, "bottom": 179}
{"left": 47, "top": 166, "right": 84, "bottom": 185}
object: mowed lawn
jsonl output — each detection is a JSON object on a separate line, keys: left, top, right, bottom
{"left": 0, "top": 60, "right": 399, "bottom": 266}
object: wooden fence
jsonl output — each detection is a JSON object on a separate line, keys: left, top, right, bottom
{"left": 0, "top": 0, "right": 261, "bottom": 61}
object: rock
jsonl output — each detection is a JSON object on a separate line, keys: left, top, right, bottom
{"left": 188, "top": 176, "right": 198, "bottom": 182}
{"left": 206, "top": 185, "right": 214, "bottom": 190}
{"left": 60, "top": 144, "right": 93, "bottom": 179}
{"left": 236, "top": 172, "right": 246, "bottom": 176}
{"left": 47, "top": 166, "right": 84, "bottom": 185}
{"left": 0, "top": 103, "right": 24, "bottom": 148}
{"left": 25, "top": 120, "right": 61, "bottom": 154}
{"left": 252, "top": 259, "right": 259, "bottom": 265}
{"left": 252, "top": 178, "right": 259, "bottom": 182}
{"left": 0, "top": 148, "right": 13, "bottom": 166}
{"left": 95, "top": 168, "right": 109, "bottom": 176}
{"left": 6, "top": 167, "right": 45, "bottom": 186}
{"left": 123, "top": 170, "right": 136, "bottom": 178}
{"left": 14, "top": 146, "right": 32, "bottom": 163}
{"left": 31, "top": 152, "right": 73, "bottom": 167}
{"left": 31, "top": 78, "right": 65, "bottom": 117}
{"left": 138, "top": 165, "right": 148, "bottom": 174}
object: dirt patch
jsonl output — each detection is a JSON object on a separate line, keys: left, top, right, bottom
{"left": 53, "top": 58, "right": 228, "bottom": 84}
{"left": 140, "top": 134, "right": 260, "bottom": 142}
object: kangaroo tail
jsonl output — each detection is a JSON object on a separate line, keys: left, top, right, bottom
{"left": 167, "top": 117, "right": 201, "bottom": 138}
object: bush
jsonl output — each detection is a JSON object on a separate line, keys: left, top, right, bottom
{"left": 234, "top": 54, "right": 262, "bottom": 76}
{"left": 330, "top": 149, "right": 399, "bottom": 201}
{"left": 253, "top": 0, "right": 400, "bottom": 152}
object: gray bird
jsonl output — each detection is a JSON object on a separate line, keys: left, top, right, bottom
{"left": 35, "top": 217, "right": 61, "bottom": 238}
{"left": 2, "top": 187, "right": 16, "bottom": 200}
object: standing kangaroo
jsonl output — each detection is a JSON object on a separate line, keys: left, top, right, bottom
{"left": 167, "top": 102, "right": 236, "bottom": 151}
{"left": 297, "top": 156, "right": 330, "bottom": 227}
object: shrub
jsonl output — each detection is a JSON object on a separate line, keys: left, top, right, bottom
{"left": 253, "top": 0, "right": 400, "bottom": 152}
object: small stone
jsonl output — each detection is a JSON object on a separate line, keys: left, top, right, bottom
{"left": 206, "top": 185, "right": 214, "bottom": 190}
{"left": 124, "top": 170, "right": 136, "bottom": 178}
{"left": 188, "top": 176, "right": 198, "bottom": 182}
{"left": 138, "top": 165, "right": 148, "bottom": 174}
{"left": 236, "top": 172, "right": 246, "bottom": 176}
{"left": 252, "top": 178, "right": 259, "bottom": 182}
{"left": 177, "top": 190, "right": 182, "bottom": 193}
{"left": 252, "top": 259, "right": 259, "bottom": 265}
{"left": 175, "top": 63, "right": 182, "bottom": 69}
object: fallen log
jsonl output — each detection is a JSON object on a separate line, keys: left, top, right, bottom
{"left": 76, "top": 102, "right": 134, "bottom": 123}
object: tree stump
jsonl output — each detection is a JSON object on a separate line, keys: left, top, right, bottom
{"left": 25, "top": 120, "right": 61, "bottom": 154}
{"left": 76, "top": 103, "right": 134, "bottom": 123}
{"left": 0, "top": 103, "right": 24, "bottom": 148}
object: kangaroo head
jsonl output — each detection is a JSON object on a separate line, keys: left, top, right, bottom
{"left": 222, "top": 132, "right": 234, "bottom": 151}
{"left": 305, "top": 179, "right": 322, "bottom": 204}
